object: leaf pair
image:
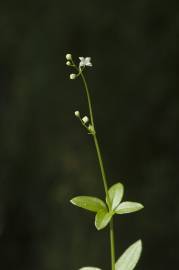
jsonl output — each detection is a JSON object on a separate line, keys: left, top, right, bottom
{"left": 70, "top": 182, "right": 144, "bottom": 230}
{"left": 107, "top": 183, "right": 143, "bottom": 214}
{"left": 70, "top": 196, "right": 109, "bottom": 230}
{"left": 79, "top": 239, "right": 142, "bottom": 270}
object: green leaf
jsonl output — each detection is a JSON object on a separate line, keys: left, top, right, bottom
{"left": 115, "top": 240, "right": 142, "bottom": 270}
{"left": 95, "top": 209, "right": 112, "bottom": 230}
{"left": 79, "top": 267, "right": 102, "bottom": 270}
{"left": 70, "top": 196, "right": 106, "bottom": 212}
{"left": 115, "top": 201, "right": 144, "bottom": 214}
{"left": 106, "top": 182, "right": 124, "bottom": 210}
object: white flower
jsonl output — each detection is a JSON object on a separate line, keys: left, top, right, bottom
{"left": 74, "top": 111, "right": 80, "bottom": 117}
{"left": 70, "top": 73, "right": 76, "bottom": 80}
{"left": 82, "top": 116, "right": 89, "bottom": 124}
{"left": 66, "top": 61, "right": 71, "bottom": 66}
{"left": 79, "top": 57, "right": 92, "bottom": 68}
{"left": 66, "top": 54, "right": 72, "bottom": 60}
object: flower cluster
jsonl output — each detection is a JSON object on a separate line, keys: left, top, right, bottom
{"left": 65, "top": 53, "right": 95, "bottom": 135}
{"left": 74, "top": 110, "right": 95, "bottom": 135}
{"left": 65, "top": 53, "right": 92, "bottom": 80}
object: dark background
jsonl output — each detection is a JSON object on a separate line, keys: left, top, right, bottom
{"left": 0, "top": 1, "right": 177, "bottom": 269}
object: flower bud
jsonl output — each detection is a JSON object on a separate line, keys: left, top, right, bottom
{"left": 74, "top": 111, "right": 80, "bottom": 117}
{"left": 66, "top": 54, "right": 72, "bottom": 60}
{"left": 70, "top": 73, "right": 76, "bottom": 80}
{"left": 66, "top": 61, "right": 71, "bottom": 66}
{"left": 82, "top": 116, "right": 89, "bottom": 124}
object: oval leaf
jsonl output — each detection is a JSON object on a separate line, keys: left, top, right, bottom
{"left": 115, "top": 240, "right": 142, "bottom": 270}
{"left": 106, "top": 182, "right": 124, "bottom": 210}
{"left": 79, "top": 267, "right": 102, "bottom": 270}
{"left": 70, "top": 196, "right": 106, "bottom": 212}
{"left": 95, "top": 209, "right": 112, "bottom": 230}
{"left": 115, "top": 201, "right": 144, "bottom": 214}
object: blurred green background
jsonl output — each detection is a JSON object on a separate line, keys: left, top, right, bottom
{"left": 0, "top": 1, "right": 177, "bottom": 269}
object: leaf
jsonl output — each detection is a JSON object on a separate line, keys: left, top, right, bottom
{"left": 95, "top": 209, "right": 112, "bottom": 230}
{"left": 115, "top": 201, "right": 144, "bottom": 214}
{"left": 79, "top": 267, "right": 102, "bottom": 270}
{"left": 70, "top": 196, "right": 106, "bottom": 212}
{"left": 106, "top": 182, "right": 124, "bottom": 210}
{"left": 115, "top": 240, "right": 142, "bottom": 270}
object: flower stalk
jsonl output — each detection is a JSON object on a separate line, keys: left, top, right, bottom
{"left": 81, "top": 70, "right": 116, "bottom": 270}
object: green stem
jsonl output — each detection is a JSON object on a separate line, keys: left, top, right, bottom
{"left": 81, "top": 72, "right": 95, "bottom": 128}
{"left": 80, "top": 72, "right": 109, "bottom": 198}
{"left": 110, "top": 219, "right": 116, "bottom": 270}
{"left": 80, "top": 71, "right": 115, "bottom": 270}
{"left": 93, "top": 134, "right": 109, "bottom": 198}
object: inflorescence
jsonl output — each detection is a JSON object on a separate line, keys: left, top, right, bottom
{"left": 66, "top": 53, "right": 95, "bottom": 135}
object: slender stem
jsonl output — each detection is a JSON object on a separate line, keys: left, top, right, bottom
{"left": 81, "top": 72, "right": 95, "bottom": 128}
{"left": 80, "top": 71, "right": 115, "bottom": 270}
{"left": 80, "top": 72, "right": 109, "bottom": 199}
{"left": 93, "top": 134, "right": 109, "bottom": 198}
{"left": 94, "top": 133, "right": 115, "bottom": 270}
{"left": 110, "top": 219, "right": 116, "bottom": 270}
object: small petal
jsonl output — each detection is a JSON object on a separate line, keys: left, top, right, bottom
{"left": 86, "top": 62, "right": 92, "bottom": 67}
{"left": 85, "top": 57, "right": 91, "bottom": 62}
{"left": 85, "top": 57, "right": 92, "bottom": 67}
{"left": 79, "top": 61, "right": 84, "bottom": 67}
